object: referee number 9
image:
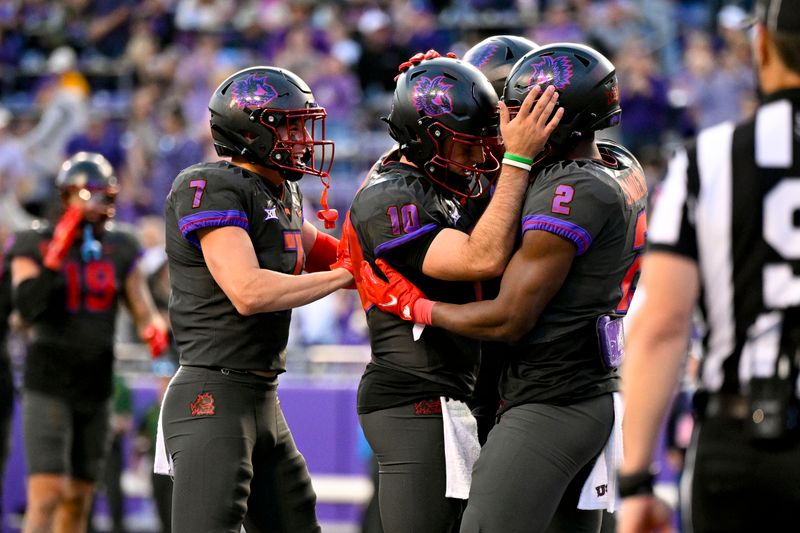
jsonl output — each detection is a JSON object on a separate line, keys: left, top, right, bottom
{"left": 763, "top": 178, "right": 800, "bottom": 308}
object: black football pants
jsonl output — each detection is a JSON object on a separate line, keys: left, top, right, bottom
{"left": 360, "top": 402, "right": 466, "bottom": 533}
{"left": 162, "top": 366, "right": 319, "bottom": 533}
{"left": 460, "top": 394, "right": 614, "bottom": 533}
{"left": 682, "top": 415, "right": 800, "bottom": 532}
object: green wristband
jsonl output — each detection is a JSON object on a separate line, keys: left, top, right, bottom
{"left": 503, "top": 152, "right": 534, "bottom": 166}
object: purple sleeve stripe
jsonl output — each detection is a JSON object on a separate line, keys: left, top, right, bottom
{"left": 126, "top": 249, "right": 145, "bottom": 275}
{"left": 178, "top": 210, "right": 250, "bottom": 246}
{"left": 521, "top": 215, "right": 592, "bottom": 256}
{"left": 374, "top": 223, "right": 439, "bottom": 257}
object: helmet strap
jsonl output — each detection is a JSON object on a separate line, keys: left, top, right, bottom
{"left": 316, "top": 173, "right": 338, "bottom": 229}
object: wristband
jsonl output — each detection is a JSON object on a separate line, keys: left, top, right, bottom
{"left": 617, "top": 468, "right": 657, "bottom": 498}
{"left": 503, "top": 152, "right": 534, "bottom": 165}
{"left": 305, "top": 231, "right": 339, "bottom": 273}
{"left": 412, "top": 298, "right": 435, "bottom": 326}
{"left": 502, "top": 158, "right": 532, "bottom": 172}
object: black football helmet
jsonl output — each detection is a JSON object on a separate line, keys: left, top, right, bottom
{"left": 209, "top": 66, "right": 334, "bottom": 182}
{"left": 504, "top": 43, "right": 621, "bottom": 148}
{"left": 56, "top": 151, "right": 118, "bottom": 219}
{"left": 386, "top": 57, "right": 501, "bottom": 199}
{"left": 463, "top": 35, "right": 538, "bottom": 98}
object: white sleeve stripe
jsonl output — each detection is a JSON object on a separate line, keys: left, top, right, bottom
{"left": 648, "top": 148, "right": 688, "bottom": 246}
{"left": 756, "top": 99, "right": 793, "bottom": 168}
{"left": 695, "top": 122, "right": 736, "bottom": 391}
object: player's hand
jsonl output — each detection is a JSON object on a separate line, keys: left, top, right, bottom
{"left": 142, "top": 322, "right": 170, "bottom": 358}
{"left": 43, "top": 204, "right": 85, "bottom": 271}
{"left": 359, "top": 259, "right": 432, "bottom": 324}
{"left": 500, "top": 84, "right": 564, "bottom": 162}
{"left": 618, "top": 495, "right": 676, "bottom": 533}
{"left": 331, "top": 214, "right": 356, "bottom": 289}
{"left": 396, "top": 49, "right": 458, "bottom": 78}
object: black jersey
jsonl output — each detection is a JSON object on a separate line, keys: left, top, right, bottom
{"left": 165, "top": 161, "right": 305, "bottom": 372}
{"left": 350, "top": 153, "right": 489, "bottom": 413}
{"left": 500, "top": 141, "right": 648, "bottom": 408}
{"left": 648, "top": 90, "right": 800, "bottom": 394}
{"left": 7, "top": 220, "right": 141, "bottom": 401}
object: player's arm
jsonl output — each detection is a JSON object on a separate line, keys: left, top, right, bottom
{"left": 617, "top": 251, "right": 698, "bottom": 533}
{"left": 421, "top": 86, "right": 564, "bottom": 281}
{"left": 123, "top": 263, "right": 170, "bottom": 358}
{"left": 301, "top": 220, "right": 342, "bottom": 273}
{"left": 361, "top": 229, "right": 574, "bottom": 341}
{"left": 199, "top": 225, "right": 352, "bottom": 315}
{"left": 11, "top": 202, "right": 86, "bottom": 321}
{"left": 430, "top": 229, "right": 574, "bottom": 340}
{"left": 10, "top": 255, "right": 53, "bottom": 322}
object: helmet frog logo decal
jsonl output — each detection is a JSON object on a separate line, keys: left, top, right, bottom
{"left": 231, "top": 75, "right": 278, "bottom": 109}
{"left": 528, "top": 56, "right": 574, "bottom": 90}
{"left": 413, "top": 76, "right": 454, "bottom": 116}
{"left": 466, "top": 43, "right": 499, "bottom": 69}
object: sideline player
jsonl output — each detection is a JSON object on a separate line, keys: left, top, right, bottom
{"left": 9, "top": 152, "right": 168, "bottom": 533}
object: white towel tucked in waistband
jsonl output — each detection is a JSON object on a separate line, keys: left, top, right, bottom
{"left": 440, "top": 397, "right": 481, "bottom": 500}
{"left": 578, "top": 392, "right": 624, "bottom": 512}
{"left": 153, "top": 373, "right": 178, "bottom": 476}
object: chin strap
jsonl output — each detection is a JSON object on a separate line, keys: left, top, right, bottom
{"left": 316, "top": 173, "right": 338, "bottom": 229}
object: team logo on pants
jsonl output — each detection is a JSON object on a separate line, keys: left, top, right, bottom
{"left": 190, "top": 392, "right": 216, "bottom": 416}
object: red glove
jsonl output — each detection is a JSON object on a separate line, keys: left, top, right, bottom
{"left": 331, "top": 213, "right": 356, "bottom": 289}
{"left": 143, "top": 323, "right": 170, "bottom": 358}
{"left": 358, "top": 259, "right": 434, "bottom": 324}
{"left": 43, "top": 205, "right": 84, "bottom": 270}
{"left": 396, "top": 49, "right": 458, "bottom": 79}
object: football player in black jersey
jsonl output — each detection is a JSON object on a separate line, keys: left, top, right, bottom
{"left": 160, "top": 66, "right": 352, "bottom": 533}
{"left": 345, "top": 52, "right": 563, "bottom": 532}
{"left": 359, "top": 43, "right": 648, "bottom": 533}
{"left": 7, "top": 152, "right": 169, "bottom": 533}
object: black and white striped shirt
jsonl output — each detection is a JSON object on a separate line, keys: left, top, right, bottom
{"left": 648, "top": 88, "right": 800, "bottom": 394}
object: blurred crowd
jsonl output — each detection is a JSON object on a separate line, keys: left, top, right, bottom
{"left": 0, "top": 0, "right": 757, "bottom": 350}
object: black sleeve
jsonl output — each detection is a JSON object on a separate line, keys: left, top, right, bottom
{"left": 168, "top": 170, "right": 250, "bottom": 248}
{"left": 13, "top": 267, "right": 64, "bottom": 322}
{"left": 355, "top": 183, "right": 445, "bottom": 271}
{"left": 521, "top": 169, "right": 614, "bottom": 256}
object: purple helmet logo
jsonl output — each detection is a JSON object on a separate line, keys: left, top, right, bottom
{"left": 467, "top": 44, "right": 499, "bottom": 70}
{"left": 231, "top": 74, "right": 278, "bottom": 109}
{"left": 527, "top": 55, "right": 573, "bottom": 90}
{"left": 413, "top": 76, "right": 454, "bottom": 117}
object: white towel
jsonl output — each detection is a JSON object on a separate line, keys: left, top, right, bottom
{"left": 153, "top": 372, "right": 178, "bottom": 476}
{"left": 578, "top": 392, "right": 624, "bottom": 512}
{"left": 440, "top": 397, "right": 481, "bottom": 500}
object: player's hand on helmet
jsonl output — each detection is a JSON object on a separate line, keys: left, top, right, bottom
{"left": 331, "top": 214, "right": 356, "bottom": 289}
{"left": 43, "top": 204, "right": 85, "bottom": 271}
{"left": 396, "top": 49, "right": 458, "bottom": 78}
{"left": 142, "top": 321, "right": 170, "bottom": 358}
{"left": 500, "top": 84, "right": 564, "bottom": 163}
{"left": 359, "top": 259, "right": 433, "bottom": 324}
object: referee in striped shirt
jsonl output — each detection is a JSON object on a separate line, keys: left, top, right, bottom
{"left": 619, "top": 0, "right": 800, "bottom": 531}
